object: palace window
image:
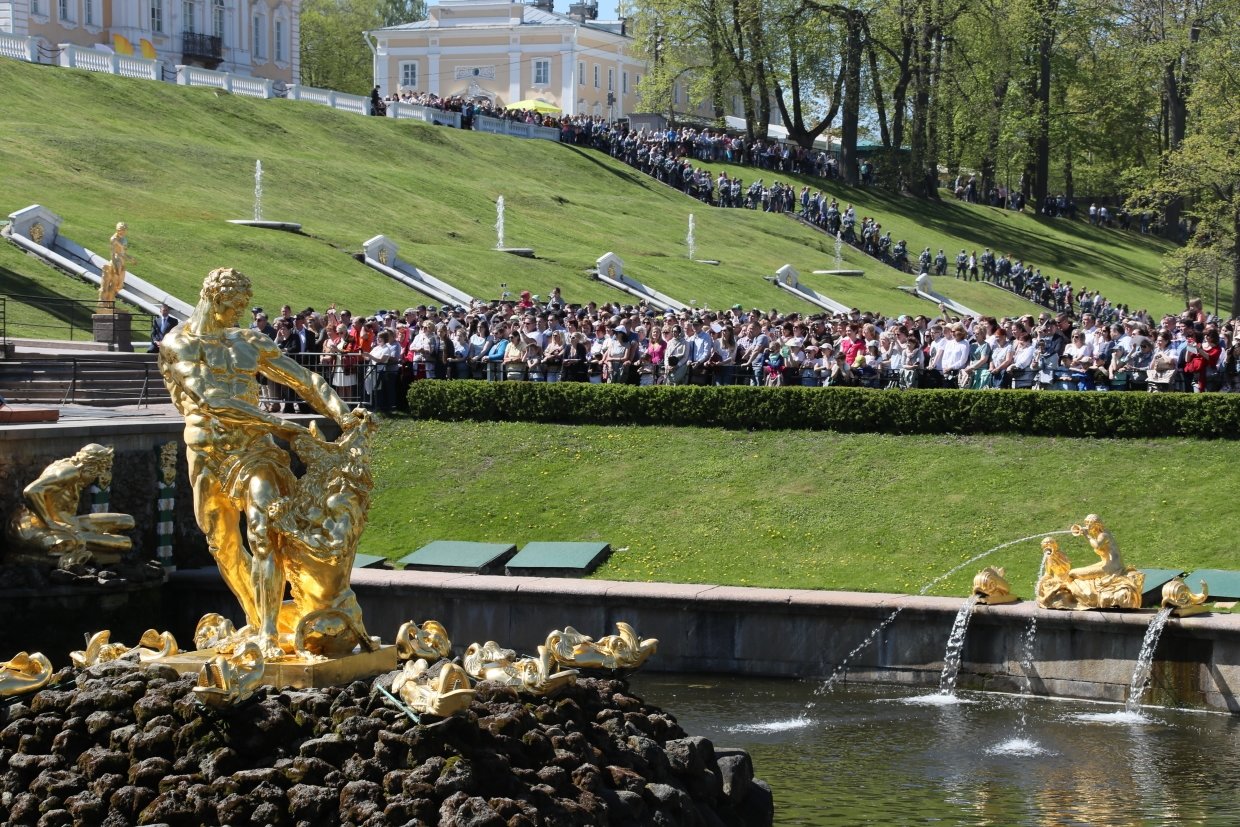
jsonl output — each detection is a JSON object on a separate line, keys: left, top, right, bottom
{"left": 151, "top": 1, "right": 164, "bottom": 33}
{"left": 401, "top": 61, "right": 418, "bottom": 88}
{"left": 533, "top": 58, "right": 550, "bottom": 86}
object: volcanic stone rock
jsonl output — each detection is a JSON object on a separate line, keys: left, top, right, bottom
{"left": 0, "top": 667, "right": 772, "bottom": 825}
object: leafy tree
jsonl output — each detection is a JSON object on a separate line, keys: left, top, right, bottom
{"left": 379, "top": 0, "right": 427, "bottom": 27}
{"left": 300, "top": 0, "right": 386, "bottom": 95}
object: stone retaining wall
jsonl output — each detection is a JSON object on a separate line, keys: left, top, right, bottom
{"left": 0, "top": 417, "right": 207, "bottom": 566}
{"left": 167, "top": 568, "right": 1240, "bottom": 713}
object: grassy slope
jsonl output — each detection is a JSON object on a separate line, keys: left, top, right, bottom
{"left": 365, "top": 419, "right": 1239, "bottom": 599}
{"left": 0, "top": 58, "right": 1180, "bottom": 327}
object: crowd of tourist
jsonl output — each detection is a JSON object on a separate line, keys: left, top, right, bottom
{"left": 251, "top": 291, "right": 1239, "bottom": 414}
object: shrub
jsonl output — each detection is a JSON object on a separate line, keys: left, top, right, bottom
{"left": 406, "top": 381, "right": 1240, "bottom": 440}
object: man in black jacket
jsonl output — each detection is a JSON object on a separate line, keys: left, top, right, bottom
{"left": 149, "top": 303, "right": 178, "bottom": 353}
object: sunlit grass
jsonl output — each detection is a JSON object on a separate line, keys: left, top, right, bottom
{"left": 363, "top": 419, "right": 1237, "bottom": 598}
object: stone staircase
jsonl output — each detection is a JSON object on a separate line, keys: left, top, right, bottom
{"left": 0, "top": 351, "right": 170, "bottom": 407}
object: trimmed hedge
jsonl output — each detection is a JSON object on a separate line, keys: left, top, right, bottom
{"left": 406, "top": 381, "right": 1240, "bottom": 440}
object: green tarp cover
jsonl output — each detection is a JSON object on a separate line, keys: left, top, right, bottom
{"left": 1184, "top": 569, "right": 1240, "bottom": 601}
{"left": 505, "top": 542, "right": 611, "bottom": 577}
{"left": 353, "top": 553, "right": 388, "bottom": 569}
{"left": 396, "top": 540, "right": 517, "bottom": 573}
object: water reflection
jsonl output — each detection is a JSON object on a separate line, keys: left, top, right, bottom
{"left": 631, "top": 674, "right": 1240, "bottom": 826}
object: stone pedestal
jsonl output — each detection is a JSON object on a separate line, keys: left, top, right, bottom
{"left": 92, "top": 312, "right": 133, "bottom": 351}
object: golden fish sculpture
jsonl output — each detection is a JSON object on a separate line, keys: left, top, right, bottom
{"left": 463, "top": 641, "right": 577, "bottom": 695}
{"left": 972, "top": 567, "right": 1017, "bottom": 605}
{"left": 1162, "top": 577, "right": 1209, "bottom": 616}
{"left": 0, "top": 652, "right": 54, "bottom": 697}
{"left": 392, "top": 658, "right": 475, "bottom": 717}
{"left": 546, "top": 622, "right": 659, "bottom": 671}
{"left": 70, "top": 629, "right": 179, "bottom": 668}
{"left": 395, "top": 620, "right": 453, "bottom": 663}
{"left": 193, "top": 641, "right": 266, "bottom": 708}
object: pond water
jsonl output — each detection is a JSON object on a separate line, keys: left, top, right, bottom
{"left": 630, "top": 674, "right": 1240, "bottom": 826}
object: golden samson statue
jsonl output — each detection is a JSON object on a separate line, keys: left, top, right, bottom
{"left": 158, "top": 267, "right": 377, "bottom": 662}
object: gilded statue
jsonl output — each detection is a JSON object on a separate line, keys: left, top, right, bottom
{"left": 546, "top": 622, "right": 659, "bottom": 671}
{"left": 5, "top": 444, "right": 134, "bottom": 566}
{"left": 1162, "top": 577, "right": 1209, "bottom": 611}
{"left": 98, "top": 222, "right": 133, "bottom": 308}
{"left": 972, "top": 566, "right": 1017, "bottom": 605}
{"left": 395, "top": 620, "right": 453, "bottom": 662}
{"left": 392, "top": 658, "right": 476, "bottom": 717}
{"left": 194, "top": 641, "right": 266, "bottom": 708}
{"left": 0, "top": 652, "right": 54, "bottom": 697}
{"left": 463, "top": 641, "right": 577, "bottom": 695}
{"left": 158, "top": 267, "right": 376, "bottom": 661}
{"left": 70, "top": 629, "right": 179, "bottom": 668}
{"left": 1035, "top": 516, "right": 1145, "bottom": 610}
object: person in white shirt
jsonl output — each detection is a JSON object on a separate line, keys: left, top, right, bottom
{"left": 939, "top": 324, "right": 972, "bottom": 386}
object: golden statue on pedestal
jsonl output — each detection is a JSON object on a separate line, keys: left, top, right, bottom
{"left": 5, "top": 444, "right": 134, "bottom": 566}
{"left": 546, "top": 622, "right": 659, "bottom": 671}
{"left": 1035, "top": 516, "right": 1145, "bottom": 610}
{"left": 158, "top": 267, "right": 380, "bottom": 669}
{"left": 98, "top": 222, "right": 132, "bottom": 308}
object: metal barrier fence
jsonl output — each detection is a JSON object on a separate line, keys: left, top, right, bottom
{"left": 0, "top": 294, "right": 153, "bottom": 349}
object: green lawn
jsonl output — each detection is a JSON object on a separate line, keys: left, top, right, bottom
{"left": 363, "top": 419, "right": 1238, "bottom": 599}
{"left": 0, "top": 58, "right": 1182, "bottom": 329}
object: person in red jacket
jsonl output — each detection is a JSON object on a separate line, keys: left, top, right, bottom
{"left": 1182, "top": 329, "right": 1220, "bottom": 393}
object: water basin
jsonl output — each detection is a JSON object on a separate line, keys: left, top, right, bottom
{"left": 631, "top": 674, "right": 1240, "bottom": 826}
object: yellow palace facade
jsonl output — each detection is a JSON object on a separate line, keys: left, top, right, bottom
{"left": 367, "top": 0, "right": 648, "bottom": 119}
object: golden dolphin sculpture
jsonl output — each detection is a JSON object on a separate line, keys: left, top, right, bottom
{"left": 1162, "top": 577, "right": 1209, "bottom": 610}
{"left": 463, "top": 641, "right": 577, "bottom": 695}
{"left": 70, "top": 629, "right": 178, "bottom": 668}
{"left": 546, "top": 622, "right": 658, "bottom": 671}
{"left": 0, "top": 652, "right": 54, "bottom": 697}
{"left": 395, "top": 620, "right": 453, "bottom": 663}
{"left": 193, "top": 641, "right": 266, "bottom": 708}
{"left": 972, "top": 567, "right": 1017, "bottom": 605}
{"left": 392, "top": 658, "right": 475, "bottom": 717}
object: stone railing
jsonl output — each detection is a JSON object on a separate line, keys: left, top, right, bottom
{"left": 474, "top": 114, "right": 559, "bottom": 142}
{"left": 57, "top": 43, "right": 161, "bottom": 81}
{"left": 285, "top": 84, "right": 369, "bottom": 115}
{"left": 0, "top": 32, "right": 38, "bottom": 63}
{"left": 175, "top": 64, "right": 273, "bottom": 99}
{"left": 386, "top": 102, "right": 463, "bottom": 128}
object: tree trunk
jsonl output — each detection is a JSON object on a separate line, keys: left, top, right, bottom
{"left": 865, "top": 39, "right": 891, "bottom": 149}
{"left": 980, "top": 77, "right": 1008, "bottom": 195}
{"left": 840, "top": 11, "right": 863, "bottom": 185}
{"left": 907, "top": 4, "right": 935, "bottom": 197}
{"left": 1232, "top": 208, "right": 1240, "bottom": 319}
{"left": 1163, "top": 59, "right": 1188, "bottom": 241}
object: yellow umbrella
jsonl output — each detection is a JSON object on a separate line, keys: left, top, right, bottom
{"left": 505, "top": 99, "right": 561, "bottom": 113}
